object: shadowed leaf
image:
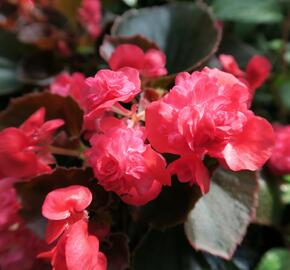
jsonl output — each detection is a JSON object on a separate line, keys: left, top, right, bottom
{"left": 185, "top": 168, "right": 258, "bottom": 260}
{"left": 111, "top": 2, "right": 222, "bottom": 75}
{"left": 0, "top": 92, "right": 83, "bottom": 137}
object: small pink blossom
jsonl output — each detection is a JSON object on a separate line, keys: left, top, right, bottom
{"left": 50, "top": 72, "right": 86, "bottom": 103}
{"left": 42, "top": 185, "right": 92, "bottom": 243}
{"left": 0, "top": 108, "right": 64, "bottom": 179}
{"left": 85, "top": 122, "right": 170, "bottom": 205}
{"left": 219, "top": 54, "right": 271, "bottom": 104}
{"left": 78, "top": 0, "right": 102, "bottom": 39}
{"left": 39, "top": 186, "right": 106, "bottom": 270}
{"left": 268, "top": 125, "right": 290, "bottom": 175}
{"left": 109, "top": 44, "right": 167, "bottom": 78}
{"left": 83, "top": 68, "right": 141, "bottom": 123}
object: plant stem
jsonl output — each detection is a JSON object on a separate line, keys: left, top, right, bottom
{"left": 49, "top": 146, "right": 83, "bottom": 158}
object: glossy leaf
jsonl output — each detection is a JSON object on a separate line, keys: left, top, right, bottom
{"left": 185, "top": 168, "right": 258, "bottom": 259}
{"left": 111, "top": 2, "right": 222, "bottom": 74}
{"left": 255, "top": 248, "right": 290, "bottom": 270}
{"left": 255, "top": 174, "right": 282, "bottom": 226}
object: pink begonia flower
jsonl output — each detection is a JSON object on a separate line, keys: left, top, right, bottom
{"left": 42, "top": 185, "right": 92, "bottom": 244}
{"left": 39, "top": 220, "right": 107, "bottom": 270}
{"left": 146, "top": 68, "right": 274, "bottom": 193}
{"left": 109, "top": 44, "right": 167, "bottom": 78}
{"left": 85, "top": 122, "right": 170, "bottom": 205}
{"left": 268, "top": 125, "right": 290, "bottom": 175}
{"left": 39, "top": 186, "right": 106, "bottom": 270}
{"left": 0, "top": 108, "right": 64, "bottom": 179}
{"left": 219, "top": 54, "right": 271, "bottom": 104}
{"left": 50, "top": 72, "right": 86, "bottom": 103}
{"left": 78, "top": 0, "right": 102, "bottom": 39}
{"left": 83, "top": 67, "right": 141, "bottom": 123}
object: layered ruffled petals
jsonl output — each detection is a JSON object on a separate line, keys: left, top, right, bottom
{"left": 84, "top": 68, "right": 141, "bottom": 122}
{"left": 221, "top": 114, "right": 274, "bottom": 171}
{"left": 146, "top": 68, "right": 274, "bottom": 193}
{"left": 86, "top": 123, "right": 170, "bottom": 205}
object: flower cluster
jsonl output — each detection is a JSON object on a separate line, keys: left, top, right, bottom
{"left": 0, "top": 38, "right": 276, "bottom": 269}
{"left": 49, "top": 45, "right": 274, "bottom": 198}
{"left": 39, "top": 186, "right": 107, "bottom": 270}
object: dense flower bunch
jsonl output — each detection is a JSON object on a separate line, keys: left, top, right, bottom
{"left": 0, "top": 40, "right": 275, "bottom": 268}
{"left": 47, "top": 44, "right": 275, "bottom": 199}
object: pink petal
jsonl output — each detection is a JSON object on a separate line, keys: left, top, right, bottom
{"left": 168, "top": 155, "right": 210, "bottom": 194}
{"left": 65, "top": 220, "right": 106, "bottom": 270}
{"left": 246, "top": 55, "right": 271, "bottom": 90}
{"left": 42, "top": 185, "right": 92, "bottom": 220}
{"left": 222, "top": 115, "right": 275, "bottom": 171}
{"left": 109, "top": 44, "right": 144, "bottom": 71}
{"left": 45, "top": 219, "right": 67, "bottom": 244}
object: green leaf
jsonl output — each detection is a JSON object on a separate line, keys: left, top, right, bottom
{"left": 255, "top": 174, "right": 283, "bottom": 226}
{"left": 255, "top": 248, "right": 290, "bottom": 270}
{"left": 0, "top": 58, "right": 21, "bottom": 95}
{"left": 275, "top": 75, "right": 290, "bottom": 113}
{"left": 111, "top": 2, "right": 222, "bottom": 74}
{"left": 122, "top": 0, "right": 138, "bottom": 7}
{"left": 185, "top": 168, "right": 258, "bottom": 259}
{"left": 212, "top": 0, "right": 283, "bottom": 24}
{"left": 281, "top": 183, "right": 290, "bottom": 204}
